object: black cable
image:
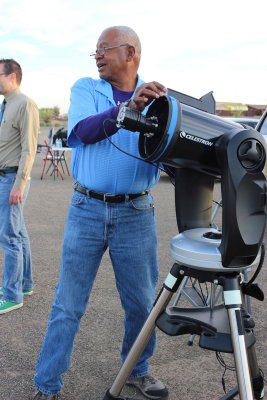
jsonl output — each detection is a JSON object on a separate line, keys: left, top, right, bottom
{"left": 247, "top": 243, "right": 265, "bottom": 285}
{"left": 216, "top": 352, "right": 236, "bottom": 372}
{"left": 212, "top": 199, "right": 223, "bottom": 208}
{"left": 103, "top": 118, "right": 175, "bottom": 186}
{"left": 216, "top": 352, "right": 236, "bottom": 394}
{"left": 197, "top": 280, "right": 208, "bottom": 306}
{"left": 189, "top": 277, "right": 207, "bottom": 306}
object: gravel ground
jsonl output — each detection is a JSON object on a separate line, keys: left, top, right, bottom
{"left": 0, "top": 127, "right": 266, "bottom": 400}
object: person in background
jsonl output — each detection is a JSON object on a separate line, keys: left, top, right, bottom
{"left": 0, "top": 58, "right": 39, "bottom": 314}
{"left": 32, "top": 26, "right": 168, "bottom": 400}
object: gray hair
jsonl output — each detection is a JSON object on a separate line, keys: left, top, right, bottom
{"left": 103, "top": 26, "right": 141, "bottom": 59}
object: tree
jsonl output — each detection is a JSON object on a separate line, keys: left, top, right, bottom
{"left": 39, "top": 106, "right": 60, "bottom": 126}
{"left": 52, "top": 106, "right": 60, "bottom": 117}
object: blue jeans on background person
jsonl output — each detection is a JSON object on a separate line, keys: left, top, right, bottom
{"left": 0, "top": 173, "right": 32, "bottom": 303}
{"left": 34, "top": 191, "right": 158, "bottom": 395}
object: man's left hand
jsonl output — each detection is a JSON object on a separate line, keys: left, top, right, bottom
{"left": 129, "top": 81, "right": 167, "bottom": 112}
{"left": 9, "top": 188, "right": 23, "bottom": 205}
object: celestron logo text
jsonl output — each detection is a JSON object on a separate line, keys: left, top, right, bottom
{"left": 180, "top": 131, "right": 213, "bottom": 147}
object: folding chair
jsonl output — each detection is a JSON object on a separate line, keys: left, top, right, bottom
{"left": 52, "top": 148, "right": 70, "bottom": 177}
{"left": 40, "top": 128, "right": 63, "bottom": 180}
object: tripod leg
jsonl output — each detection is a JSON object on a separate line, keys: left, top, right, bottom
{"left": 172, "top": 275, "right": 189, "bottom": 306}
{"left": 223, "top": 276, "right": 254, "bottom": 400}
{"left": 240, "top": 281, "right": 264, "bottom": 399}
{"left": 247, "top": 346, "right": 264, "bottom": 399}
{"left": 105, "top": 264, "right": 185, "bottom": 399}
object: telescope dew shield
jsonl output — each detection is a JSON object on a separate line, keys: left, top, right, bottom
{"left": 138, "top": 95, "right": 244, "bottom": 176}
{"left": 138, "top": 96, "right": 180, "bottom": 162}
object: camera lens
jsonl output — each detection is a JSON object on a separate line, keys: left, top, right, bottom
{"left": 117, "top": 107, "right": 159, "bottom": 135}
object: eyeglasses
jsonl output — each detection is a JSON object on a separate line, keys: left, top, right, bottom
{"left": 90, "top": 43, "right": 129, "bottom": 58}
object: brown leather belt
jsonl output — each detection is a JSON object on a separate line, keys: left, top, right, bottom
{"left": 73, "top": 182, "right": 149, "bottom": 203}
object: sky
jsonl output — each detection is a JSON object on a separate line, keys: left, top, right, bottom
{"left": 1, "top": 0, "right": 267, "bottom": 113}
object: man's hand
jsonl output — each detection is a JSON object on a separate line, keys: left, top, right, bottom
{"left": 9, "top": 188, "right": 23, "bottom": 205}
{"left": 129, "top": 81, "right": 167, "bottom": 112}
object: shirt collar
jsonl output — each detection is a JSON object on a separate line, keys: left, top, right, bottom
{"left": 95, "top": 74, "right": 144, "bottom": 104}
{"left": 5, "top": 88, "right": 21, "bottom": 103}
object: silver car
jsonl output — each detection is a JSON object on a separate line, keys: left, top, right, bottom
{"left": 224, "top": 117, "right": 260, "bottom": 129}
{"left": 256, "top": 108, "right": 267, "bottom": 137}
{"left": 256, "top": 108, "right": 267, "bottom": 175}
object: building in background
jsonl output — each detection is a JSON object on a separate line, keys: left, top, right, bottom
{"left": 216, "top": 102, "right": 266, "bottom": 117}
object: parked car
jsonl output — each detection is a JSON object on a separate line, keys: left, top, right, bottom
{"left": 224, "top": 117, "right": 260, "bottom": 129}
{"left": 256, "top": 108, "right": 267, "bottom": 176}
{"left": 256, "top": 108, "right": 267, "bottom": 138}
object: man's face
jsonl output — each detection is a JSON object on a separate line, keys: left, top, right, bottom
{"left": 95, "top": 29, "right": 129, "bottom": 83}
{"left": 0, "top": 64, "right": 12, "bottom": 96}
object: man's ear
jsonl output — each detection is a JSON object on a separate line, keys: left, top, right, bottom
{"left": 10, "top": 72, "right": 17, "bottom": 85}
{"left": 127, "top": 45, "right": 136, "bottom": 62}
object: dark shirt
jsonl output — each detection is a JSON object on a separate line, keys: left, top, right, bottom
{"left": 72, "top": 87, "right": 133, "bottom": 144}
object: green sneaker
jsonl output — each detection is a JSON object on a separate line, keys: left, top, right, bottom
{"left": 0, "top": 299, "right": 23, "bottom": 314}
{"left": 22, "top": 288, "right": 34, "bottom": 296}
{"left": 0, "top": 287, "right": 33, "bottom": 296}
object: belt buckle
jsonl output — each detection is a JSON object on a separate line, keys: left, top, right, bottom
{"left": 103, "top": 193, "right": 124, "bottom": 202}
{"left": 103, "top": 193, "right": 113, "bottom": 202}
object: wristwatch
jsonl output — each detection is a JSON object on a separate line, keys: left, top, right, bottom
{"left": 122, "top": 99, "right": 132, "bottom": 108}
{"left": 122, "top": 99, "right": 138, "bottom": 110}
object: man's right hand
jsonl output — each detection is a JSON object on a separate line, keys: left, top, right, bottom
{"left": 9, "top": 187, "right": 23, "bottom": 205}
{"left": 129, "top": 81, "right": 167, "bottom": 112}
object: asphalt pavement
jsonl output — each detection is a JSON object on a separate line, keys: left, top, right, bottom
{"left": 0, "top": 128, "right": 266, "bottom": 400}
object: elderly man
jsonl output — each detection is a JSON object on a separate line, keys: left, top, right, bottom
{"left": 0, "top": 59, "right": 39, "bottom": 314}
{"left": 33, "top": 26, "right": 168, "bottom": 400}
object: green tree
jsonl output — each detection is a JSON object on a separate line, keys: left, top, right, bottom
{"left": 39, "top": 106, "right": 60, "bottom": 126}
{"left": 52, "top": 106, "right": 60, "bottom": 117}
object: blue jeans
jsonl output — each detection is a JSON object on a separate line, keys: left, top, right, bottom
{"left": 0, "top": 173, "right": 32, "bottom": 303}
{"left": 34, "top": 191, "right": 158, "bottom": 395}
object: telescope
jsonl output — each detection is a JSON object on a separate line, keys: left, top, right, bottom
{"left": 104, "top": 90, "right": 267, "bottom": 400}
{"left": 117, "top": 90, "right": 266, "bottom": 268}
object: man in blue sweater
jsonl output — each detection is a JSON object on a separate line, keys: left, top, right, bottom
{"left": 33, "top": 25, "right": 168, "bottom": 400}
